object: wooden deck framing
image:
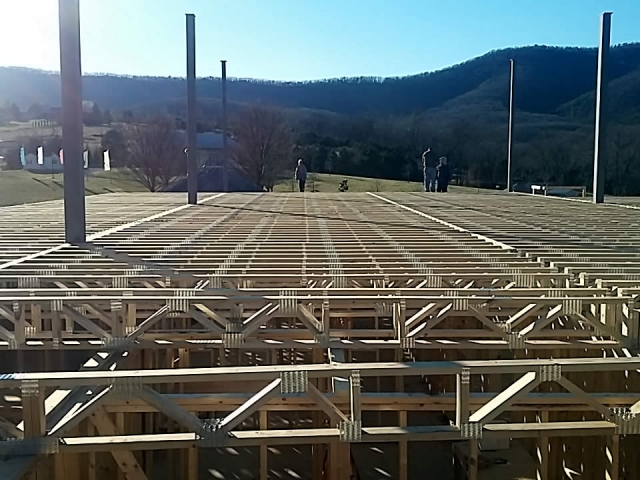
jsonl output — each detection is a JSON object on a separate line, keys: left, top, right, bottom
{"left": 1, "top": 191, "right": 640, "bottom": 480}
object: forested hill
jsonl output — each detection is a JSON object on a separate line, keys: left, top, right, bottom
{"left": 2, "top": 44, "right": 640, "bottom": 120}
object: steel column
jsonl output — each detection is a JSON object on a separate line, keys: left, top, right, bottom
{"left": 593, "top": 12, "right": 613, "bottom": 204}
{"left": 58, "top": 0, "right": 86, "bottom": 243}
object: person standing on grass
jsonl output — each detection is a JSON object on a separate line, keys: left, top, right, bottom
{"left": 422, "top": 148, "right": 436, "bottom": 192}
{"left": 435, "top": 156, "right": 451, "bottom": 192}
{"left": 295, "top": 158, "right": 308, "bottom": 192}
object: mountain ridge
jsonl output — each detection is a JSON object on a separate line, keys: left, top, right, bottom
{"left": 2, "top": 43, "right": 640, "bottom": 121}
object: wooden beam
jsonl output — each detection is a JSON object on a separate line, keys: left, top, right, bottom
{"left": 4, "top": 357, "right": 640, "bottom": 390}
{"left": 259, "top": 410, "right": 268, "bottom": 480}
{"left": 606, "top": 434, "right": 619, "bottom": 480}
{"left": 307, "top": 383, "right": 349, "bottom": 425}
{"left": 536, "top": 411, "right": 549, "bottom": 480}
{"left": 218, "top": 378, "right": 282, "bottom": 432}
{"left": 0, "top": 421, "right": 616, "bottom": 456}
{"left": 469, "top": 371, "right": 540, "bottom": 424}
{"left": 88, "top": 406, "right": 148, "bottom": 480}
{"left": 137, "top": 386, "right": 204, "bottom": 433}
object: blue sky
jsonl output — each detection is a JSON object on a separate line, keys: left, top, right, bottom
{"left": 0, "top": 0, "right": 637, "bottom": 81}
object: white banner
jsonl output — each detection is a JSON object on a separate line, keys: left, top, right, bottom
{"left": 103, "top": 150, "right": 111, "bottom": 171}
{"left": 83, "top": 150, "right": 89, "bottom": 169}
{"left": 37, "top": 146, "right": 44, "bottom": 165}
{"left": 59, "top": 149, "right": 64, "bottom": 165}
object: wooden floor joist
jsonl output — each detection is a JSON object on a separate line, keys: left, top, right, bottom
{"left": 1, "top": 191, "right": 640, "bottom": 480}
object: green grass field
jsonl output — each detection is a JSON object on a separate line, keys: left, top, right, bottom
{"left": 0, "top": 169, "right": 145, "bottom": 207}
{"left": 0, "top": 170, "right": 479, "bottom": 207}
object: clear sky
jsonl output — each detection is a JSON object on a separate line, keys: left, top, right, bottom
{"left": 0, "top": 0, "right": 637, "bottom": 81}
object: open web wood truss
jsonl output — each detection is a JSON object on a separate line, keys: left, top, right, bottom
{"left": 1, "top": 192, "right": 640, "bottom": 479}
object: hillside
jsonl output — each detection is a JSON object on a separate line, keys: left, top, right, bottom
{"left": 2, "top": 44, "right": 640, "bottom": 120}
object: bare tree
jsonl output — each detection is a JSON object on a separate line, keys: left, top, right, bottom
{"left": 124, "top": 118, "right": 184, "bottom": 191}
{"left": 231, "top": 104, "right": 293, "bottom": 191}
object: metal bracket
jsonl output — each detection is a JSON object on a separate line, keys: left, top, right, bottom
{"left": 461, "top": 422, "right": 483, "bottom": 439}
{"left": 112, "top": 276, "right": 129, "bottom": 289}
{"left": 339, "top": 420, "right": 362, "bottom": 442}
{"left": 21, "top": 379, "right": 40, "bottom": 397}
{"left": 612, "top": 408, "right": 640, "bottom": 435}
{"left": 110, "top": 376, "right": 143, "bottom": 399}
{"left": 25, "top": 325, "right": 36, "bottom": 338}
{"left": 453, "top": 297, "right": 469, "bottom": 311}
{"left": 460, "top": 368, "right": 471, "bottom": 385}
{"left": 167, "top": 290, "right": 195, "bottom": 317}
{"left": 514, "top": 274, "right": 535, "bottom": 288}
{"left": 17, "top": 277, "right": 40, "bottom": 289}
{"left": 314, "top": 333, "right": 330, "bottom": 344}
{"left": 375, "top": 303, "right": 393, "bottom": 317}
{"left": 401, "top": 337, "right": 415, "bottom": 350}
{"left": 209, "top": 274, "right": 223, "bottom": 289}
{"left": 197, "top": 418, "right": 227, "bottom": 447}
{"left": 538, "top": 364, "right": 562, "bottom": 383}
{"left": 104, "top": 337, "right": 129, "bottom": 349}
{"left": 425, "top": 274, "right": 443, "bottom": 288}
{"left": 507, "top": 333, "right": 525, "bottom": 350}
{"left": 497, "top": 321, "right": 511, "bottom": 334}
{"left": 280, "top": 370, "right": 309, "bottom": 394}
{"left": 562, "top": 299, "right": 583, "bottom": 315}
{"left": 0, "top": 437, "right": 59, "bottom": 456}
{"left": 279, "top": 290, "right": 298, "bottom": 316}
{"left": 222, "top": 331, "right": 244, "bottom": 348}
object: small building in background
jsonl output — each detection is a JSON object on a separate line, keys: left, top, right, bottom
{"left": 174, "top": 131, "right": 236, "bottom": 168}
{"left": 166, "top": 131, "right": 260, "bottom": 192}
{"left": 23, "top": 153, "right": 63, "bottom": 173}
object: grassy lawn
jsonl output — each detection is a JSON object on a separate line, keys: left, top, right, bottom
{"left": 275, "top": 173, "right": 477, "bottom": 193}
{"left": 0, "top": 170, "right": 483, "bottom": 207}
{"left": 0, "top": 169, "right": 146, "bottom": 207}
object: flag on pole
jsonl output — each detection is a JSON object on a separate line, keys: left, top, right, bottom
{"left": 37, "top": 146, "right": 44, "bottom": 165}
{"left": 83, "top": 150, "right": 89, "bottom": 169}
{"left": 103, "top": 150, "right": 111, "bottom": 171}
{"left": 59, "top": 149, "right": 64, "bottom": 165}
{"left": 19, "top": 147, "right": 26, "bottom": 167}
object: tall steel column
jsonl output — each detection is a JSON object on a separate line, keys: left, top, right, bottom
{"left": 507, "top": 59, "right": 515, "bottom": 193}
{"left": 58, "top": 0, "right": 86, "bottom": 243}
{"left": 221, "top": 60, "right": 229, "bottom": 192}
{"left": 593, "top": 12, "right": 612, "bottom": 204}
{"left": 186, "top": 14, "right": 198, "bottom": 204}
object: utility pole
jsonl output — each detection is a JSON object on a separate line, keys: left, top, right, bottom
{"left": 221, "top": 60, "right": 229, "bottom": 192}
{"left": 507, "top": 59, "right": 515, "bottom": 193}
{"left": 593, "top": 12, "right": 612, "bottom": 204}
{"left": 186, "top": 13, "right": 198, "bottom": 204}
{"left": 58, "top": 0, "right": 86, "bottom": 243}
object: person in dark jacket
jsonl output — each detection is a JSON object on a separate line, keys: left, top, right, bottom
{"left": 435, "top": 156, "right": 450, "bottom": 192}
{"left": 294, "top": 159, "right": 308, "bottom": 192}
